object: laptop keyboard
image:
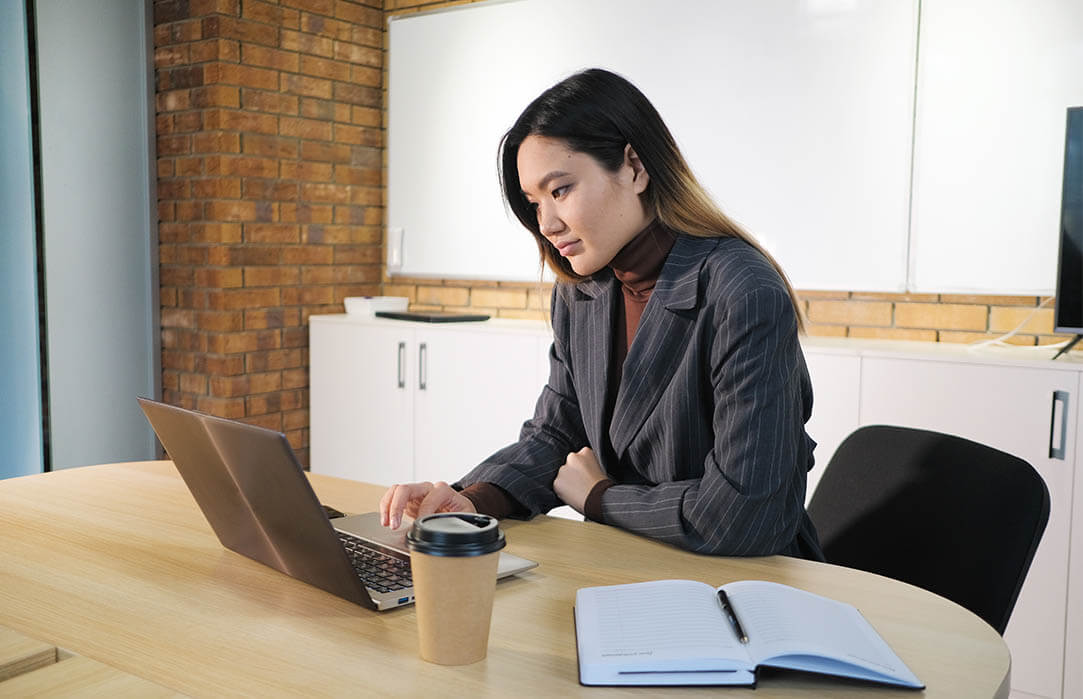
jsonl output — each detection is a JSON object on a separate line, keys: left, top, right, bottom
{"left": 337, "top": 531, "right": 413, "bottom": 593}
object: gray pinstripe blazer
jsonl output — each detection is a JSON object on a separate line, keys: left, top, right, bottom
{"left": 459, "top": 234, "right": 823, "bottom": 559}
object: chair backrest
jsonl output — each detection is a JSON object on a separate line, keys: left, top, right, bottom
{"left": 806, "top": 425, "right": 1050, "bottom": 634}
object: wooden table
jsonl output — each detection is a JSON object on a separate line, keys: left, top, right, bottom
{"left": 0, "top": 461, "right": 1010, "bottom": 697}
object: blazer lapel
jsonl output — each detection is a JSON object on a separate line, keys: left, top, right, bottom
{"left": 609, "top": 235, "right": 714, "bottom": 459}
{"left": 570, "top": 270, "right": 617, "bottom": 464}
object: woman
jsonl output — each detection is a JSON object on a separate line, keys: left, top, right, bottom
{"left": 380, "top": 68, "right": 822, "bottom": 559}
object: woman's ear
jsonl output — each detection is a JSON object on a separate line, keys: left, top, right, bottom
{"left": 624, "top": 144, "right": 650, "bottom": 195}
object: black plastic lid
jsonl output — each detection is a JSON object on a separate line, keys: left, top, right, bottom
{"left": 406, "top": 513, "right": 506, "bottom": 557}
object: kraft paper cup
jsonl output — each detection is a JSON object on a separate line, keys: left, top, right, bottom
{"left": 407, "top": 513, "right": 505, "bottom": 665}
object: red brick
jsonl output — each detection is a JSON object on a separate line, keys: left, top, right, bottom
{"left": 195, "top": 354, "right": 246, "bottom": 375}
{"left": 349, "top": 65, "right": 380, "bottom": 88}
{"left": 246, "top": 348, "right": 303, "bottom": 372}
{"left": 198, "top": 310, "right": 245, "bottom": 332}
{"left": 281, "top": 245, "right": 333, "bottom": 264}
{"left": 175, "top": 200, "right": 204, "bottom": 221}
{"left": 206, "top": 287, "right": 281, "bottom": 310}
{"left": 333, "top": 245, "right": 381, "bottom": 265}
{"left": 204, "top": 200, "right": 274, "bottom": 222}
{"left": 349, "top": 186, "right": 381, "bottom": 206}
{"left": 180, "top": 372, "right": 208, "bottom": 395}
{"left": 202, "top": 16, "right": 278, "bottom": 46}
{"left": 207, "top": 154, "right": 279, "bottom": 178}
{"left": 157, "top": 134, "right": 190, "bottom": 156}
{"left": 299, "top": 55, "right": 350, "bottom": 82}
{"left": 175, "top": 157, "right": 204, "bottom": 176}
{"left": 190, "top": 85, "right": 241, "bottom": 109}
{"left": 280, "top": 30, "right": 333, "bottom": 58}
{"left": 350, "top": 106, "right": 380, "bottom": 127}
{"left": 279, "top": 160, "right": 333, "bottom": 181}
{"left": 299, "top": 98, "right": 335, "bottom": 120}
{"left": 280, "top": 116, "right": 333, "bottom": 141}
{"left": 282, "top": 367, "right": 307, "bottom": 390}
{"left": 244, "top": 224, "right": 300, "bottom": 244}
{"left": 280, "top": 203, "right": 334, "bottom": 223}
{"left": 155, "top": 45, "right": 190, "bottom": 68}
{"left": 244, "top": 307, "right": 300, "bottom": 328}
{"left": 282, "top": 74, "right": 333, "bottom": 99}
{"left": 335, "top": 1, "right": 380, "bottom": 26}
{"left": 190, "top": 38, "right": 240, "bottom": 63}
{"left": 299, "top": 141, "right": 351, "bottom": 163}
{"left": 194, "top": 267, "right": 244, "bottom": 288}
{"left": 196, "top": 396, "right": 246, "bottom": 419}
{"left": 242, "top": 178, "right": 298, "bottom": 201}
{"left": 192, "top": 130, "right": 241, "bottom": 153}
{"left": 207, "top": 62, "right": 279, "bottom": 91}
{"left": 192, "top": 177, "right": 242, "bottom": 199}
{"left": 332, "top": 41, "right": 380, "bottom": 68}
{"left": 240, "top": 89, "right": 298, "bottom": 115}
{"left": 300, "top": 182, "right": 350, "bottom": 203}
{"left": 283, "top": 0, "right": 333, "bottom": 17}
{"left": 189, "top": 0, "right": 239, "bottom": 16}
{"left": 206, "top": 329, "right": 281, "bottom": 354}
{"left": 204, "top": 108, "right": 278, "bottom": 135}
{"left": 174, "top": 112, "right": 203, "bottom": 133}
{"left": 242, "top": 133, "right": 298, "bottom": 159}
{"left": 242, "top": 44, "right": 299, "bottom": 72}
{"left": 350, "top": 25, "right": 381, "bottom": 48}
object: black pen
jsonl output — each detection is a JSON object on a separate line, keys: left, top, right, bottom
{"left": 717, "top": 589, "right": 749, "bottom": 644}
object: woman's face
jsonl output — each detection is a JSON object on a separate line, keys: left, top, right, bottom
{"left": 517, "top": 135, "right": 651, "bottom": 277}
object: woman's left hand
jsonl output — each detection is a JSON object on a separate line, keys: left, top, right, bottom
{"left": 554, "top": 447, "right": 608, "bottom": 513}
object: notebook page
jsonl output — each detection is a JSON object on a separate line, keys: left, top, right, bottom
{"left": 576, "top": 580, "right": 751, "bottom": 672}
{"left": 722, "top": 580, "right": 921, "bottom": 685}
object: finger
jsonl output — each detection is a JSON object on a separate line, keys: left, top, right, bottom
{"left": 416, "top": 483, "right": 456, "bottom": 519}
{"left": 379, "top": 485, "right": 398, "bottom": 527}
{"left": 389, "top": 482, "right": 430, "bottom": 529}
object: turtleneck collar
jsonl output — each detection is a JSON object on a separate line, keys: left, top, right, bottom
{"left": 609, "top": 218, "right": 678, "bottom": 299}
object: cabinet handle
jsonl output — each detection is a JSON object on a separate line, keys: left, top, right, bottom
{"left": 396, "top": 342, "right": 406, "bottom": 389}
{"left": 419, "top": 342, "right": 427, "bottom": 390}
{"left": 1049, "top": 390, "right": 1069, "bottom": 460}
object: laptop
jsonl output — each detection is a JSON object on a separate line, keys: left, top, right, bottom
{"left": 137, "top": 397, "right": 537, "bottom": 611}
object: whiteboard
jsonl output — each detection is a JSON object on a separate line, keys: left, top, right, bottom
{"left": 909, "top": 0, "right": 1083, "bottom": 294}
{"left": 388, "top": 0, "right": 918, "bottom": 289}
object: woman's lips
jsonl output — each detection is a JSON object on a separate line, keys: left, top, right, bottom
{"left": 555, "top": 239, "right": 581, "bottom": 257}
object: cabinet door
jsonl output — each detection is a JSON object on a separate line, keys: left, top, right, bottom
{"left": 802, "top": 351, "right": 861, "bottom": 504}
{"left": 860, "top": 358, "right": 1074, "bottom": 699}
{"left": 1066, "top": 373, "right": 1083, "bottom": 699}
{"left": 310, "top": 321, "right": 414, "bottom": 485}
{"left": 412, "top": 329, "right": 544, "bottom": 485}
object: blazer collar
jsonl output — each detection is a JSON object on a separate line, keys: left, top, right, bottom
{"left": 608, "top": 234, "right": 716, "bottom": 459}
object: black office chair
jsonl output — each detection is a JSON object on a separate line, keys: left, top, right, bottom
{"left": 807, "top": 425, "right": 1050, "bottom": 635}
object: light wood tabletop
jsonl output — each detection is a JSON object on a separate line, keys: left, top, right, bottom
{"left": 0, "top": 461, "right": 1009, "bottom": 697}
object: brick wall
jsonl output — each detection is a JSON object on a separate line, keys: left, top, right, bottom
{"left": 154, "top": 0, "right": 384, "bottom": 464}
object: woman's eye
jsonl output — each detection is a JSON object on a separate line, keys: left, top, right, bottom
{"left": 552, "top": 185, "right": 570, "bottom": 198}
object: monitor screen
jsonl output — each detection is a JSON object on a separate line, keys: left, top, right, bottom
{"left": 1054, "top": 107, "right": 1083, "bottom": 333}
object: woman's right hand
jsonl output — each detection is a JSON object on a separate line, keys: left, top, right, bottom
{"left": 378, "top": 481, "right": 476, "bottom": 530}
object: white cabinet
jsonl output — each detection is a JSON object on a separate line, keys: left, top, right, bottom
{"left": 1066, "top": 382, "right": 1083, "bottom": 699}
{"left": 802, "top": 348, "right": 862, "bottom": 503}
{"left": 310, "top": 315, "right": 551, "bottom": 487}
{"left": 859, "top": 357, "right": 1077, "bottom": 699}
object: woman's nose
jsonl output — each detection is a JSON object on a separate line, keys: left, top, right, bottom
{"left": 537, "top": 203, "right": 564, "bottom": 236}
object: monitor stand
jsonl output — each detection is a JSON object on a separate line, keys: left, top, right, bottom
{"left": 1053, "top": 334, "right": 1082, "bottom": 360}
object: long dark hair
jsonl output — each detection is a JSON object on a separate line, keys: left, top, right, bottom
{"left": 498, "top": 68, "right": 804, "bottom": 329}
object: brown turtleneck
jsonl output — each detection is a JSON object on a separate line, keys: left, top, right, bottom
{"left": 461, "top": 220, "right": 678, "bottom": 524}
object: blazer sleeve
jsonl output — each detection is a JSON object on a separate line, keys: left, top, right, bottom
{"left": 454, "top": 287, "right": 589, "bottom": 516}
{"left": 598, "top": 282, "right": 814, "bottom": 556}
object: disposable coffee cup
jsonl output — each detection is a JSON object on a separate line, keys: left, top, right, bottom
{"left": 406, "top": 513, "right": 505, "bottom": 665}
